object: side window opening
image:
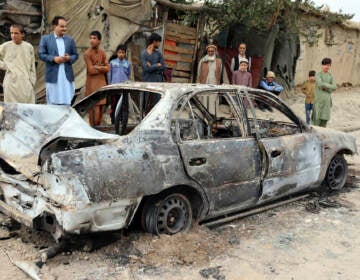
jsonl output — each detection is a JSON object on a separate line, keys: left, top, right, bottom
{"left": 242, "top": 92, "right": 302, "bottom": 138}
{"left": 171, "top": 91, "right": 246, "bottom": 142}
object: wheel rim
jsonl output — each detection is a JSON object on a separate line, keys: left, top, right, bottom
{"left": 156, "top": 195, "right": 190, "bottom": 234}
{"left": 327, "top": 157, "right": 346, "bottom": 189}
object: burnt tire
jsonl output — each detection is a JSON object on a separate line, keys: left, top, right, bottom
{"left": 141, "top": 193, "right": 193, "bottom": 235}
{"left": 325, "top": 155, "right": 348, "bottom": 190}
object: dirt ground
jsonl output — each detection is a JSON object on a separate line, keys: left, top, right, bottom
{"left": 0, "top": 87, "right": 359, "bottom": 280}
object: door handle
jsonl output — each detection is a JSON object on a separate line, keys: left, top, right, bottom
{"left": 189, "top": 158, "right": 207, "bottom": 166}
{"left": 271, "top": 150, "right": 282, "bottom": 158}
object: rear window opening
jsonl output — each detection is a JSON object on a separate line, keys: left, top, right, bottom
{"left": 79, "top": 89, "right": 161, "bottom": 135}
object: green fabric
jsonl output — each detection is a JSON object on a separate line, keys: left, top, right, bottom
{"left": 312, "top": 71, "right": 336, "bottom": 125}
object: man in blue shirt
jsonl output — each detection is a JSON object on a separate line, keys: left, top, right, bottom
{"left": 258, "top": 71, "right": 284, "bottom": 112}
{"left": 140, "top": 33, "right": 165, "bottom": 109}
{"left": 38, "top": 16, "right": 78, "bottom": 105}
{"left": 259, "top": 71, "right": 284, "bottom": 96}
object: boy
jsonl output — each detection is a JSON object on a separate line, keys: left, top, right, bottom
{"left": 232, "top": 58, "right": 252, "bottom": 87}
{"left": 312, "top": 58, "right": 336, "bottom": 127}
{"left": 84, "top": 30, "right": 109, "bottom": 126}
{"left": 301, "top": 70, "right": 316, "bottom": 125}
{"left": 108, "top": 44, "right": 132, "bottom": 134}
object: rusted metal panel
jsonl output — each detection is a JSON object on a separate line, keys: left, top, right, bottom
{"left": 179, "top": 137, "right": 262, "bottom": 214}
{"left": 258, "top": 133, "right": 322, "bottom": 202}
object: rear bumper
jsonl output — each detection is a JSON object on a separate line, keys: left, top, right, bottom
{"left": 0, "top": 180, "right": 141, "bottom": 238}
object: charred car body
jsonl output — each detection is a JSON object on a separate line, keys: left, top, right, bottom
{"left": 0, "top": 83, "right": 357, "bottom": 240}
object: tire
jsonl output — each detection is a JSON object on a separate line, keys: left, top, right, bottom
{"left": 141, "top": 193, "right": 193, "bottom": 235}
{"left": 325, "top": 155, "right": 348, "bottom": 190}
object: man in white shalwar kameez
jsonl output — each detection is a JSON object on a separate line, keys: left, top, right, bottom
{"left": 0, "top": 24, "right": 36, "bottom": 103}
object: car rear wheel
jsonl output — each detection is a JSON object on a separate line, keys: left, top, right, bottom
{"left": 325, "top": 155, "right": 348, "bottom": 190}
{"left": 141, "top": 193, "right": 193, "bottom": 235}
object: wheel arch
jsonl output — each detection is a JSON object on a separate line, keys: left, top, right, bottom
{"left": 335, "top": 148, "right": 354, "bottom": 156}
{"left": 322, "top": 147, "right": 354, "bottom": 176}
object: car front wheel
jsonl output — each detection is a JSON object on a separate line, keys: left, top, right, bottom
{"left": 142, "top": 193, "right": 193, "bottom": 235}
{"left": 325, "top": 155, "right": 348, "bottom": 190}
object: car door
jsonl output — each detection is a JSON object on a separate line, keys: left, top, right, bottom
{"left": 172, "top": 90, "right": 262, "bottom": 216}
{"left": 241, "top": 89, "right": 322, "bottom": 203}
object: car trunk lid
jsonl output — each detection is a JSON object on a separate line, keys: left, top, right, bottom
{"left": 0, "top": 103, "right": 118, "bottom": 179}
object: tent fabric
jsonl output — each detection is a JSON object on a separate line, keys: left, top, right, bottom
{"left": 101, "top": 0, "right": 152, "bottom": 24}
{"left": 35, "top": 0, "right": 152, "bottom": 102}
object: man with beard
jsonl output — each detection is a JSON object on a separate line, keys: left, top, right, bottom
{"left": 140, "top": 33, "right": 165, "bottom": 108}
{"left": 196, "top": 44, "right": 228, "bottom": 114}
{"left": 197, "top": 44, "right": 228, "bottom": 85}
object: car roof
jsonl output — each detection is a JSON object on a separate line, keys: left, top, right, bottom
{"left": 94, "top": 82, "right": 251, "bottom": 97}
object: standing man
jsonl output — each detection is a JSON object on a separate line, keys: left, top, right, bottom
{"left": 0, "top": 24, "right": 36, "bottom": 103}
{"left": 230, "top": 42, "right": 251, "bottom": 73}
{"left": 38, "top": 16, "right": 78, "bottom": 105}
{"left": 312, "top": 58, "right": 336, "bottom": 127}
{"left": 196, "top": 44, "right": 228, "bottom": 113}
{"left": 197, "top": 44, "right": 228, "bottom": 85}
{"left": 84, "top": 30, "right": 109, "bottom": 126}
{"left": 140, "top": 33, "right": 165, "bottom": 108}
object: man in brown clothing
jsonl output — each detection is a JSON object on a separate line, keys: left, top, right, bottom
{"left": 301, "top": 70, "right": 316, "bottom": 125}
{"left": 197, "top": 44, "right": 228, "bottom": 85}
{"left": 84, "top": 30, "right": 109, "bottom": 126}
{"left": 196, "top": 44, "right": 228, "bottom": 113}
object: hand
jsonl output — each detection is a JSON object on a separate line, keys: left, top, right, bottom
{"left": 146, "top": 62, "right": 151, "bottom": 66}
{"left": 53, "top": 56, "right": 64, "bottom": 64}
{"left": 63, "top": 53, "right": 70, "bottom": 62}
{"left": 157, "top": 63, "right": 162, "bottom": 67}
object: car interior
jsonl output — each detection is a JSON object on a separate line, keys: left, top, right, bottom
{"left": 79, "top": 89, "right": 162, "bottom": 135}
{"left": 171, "top": 90, "right": 303, "bottom": 142}
{"left": 171, "top": 92, "right": 245, "bottom": 141}
{"left": 243, "top": 92, "right": 303, "bottom": 138}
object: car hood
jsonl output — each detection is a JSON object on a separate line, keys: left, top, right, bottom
{"left": 0, "top": 103, "right": 118, "bottom": 179}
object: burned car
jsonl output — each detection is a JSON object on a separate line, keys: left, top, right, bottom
{"left": 0, "top": 83, "right": 357, "bottom": 240}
